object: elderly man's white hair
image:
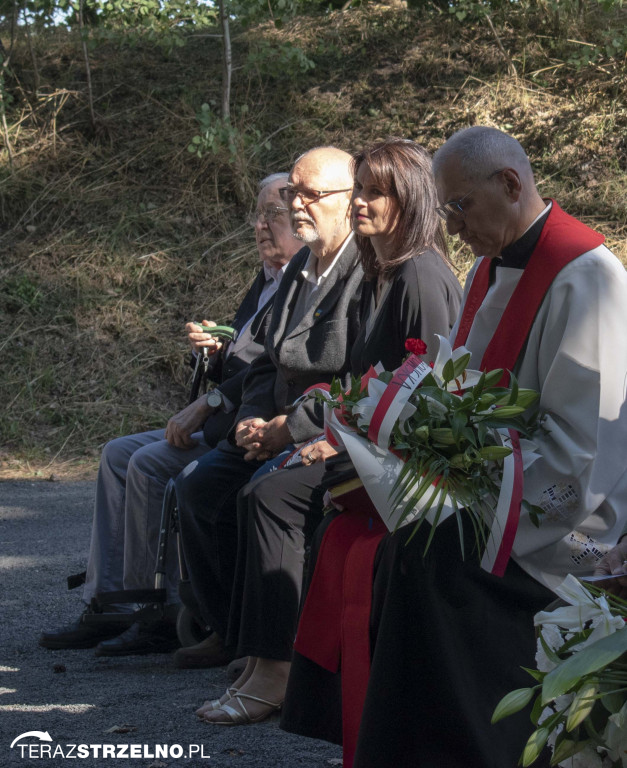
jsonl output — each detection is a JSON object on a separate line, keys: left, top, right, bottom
{"left": 259, "top": 172, "right": 289, "bottom": 190}
{"left": 433, "top": 126, "right": 533, "bottom": 182}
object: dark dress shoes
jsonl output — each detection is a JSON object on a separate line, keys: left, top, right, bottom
{"left": 94, "top": 620, "right": 180, "bottom": 657}
{"left": 39, "top": 616, "right": 124, "bottom": 650}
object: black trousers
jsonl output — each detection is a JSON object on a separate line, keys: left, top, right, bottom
{"left": 175, "top": 440, "right": 264, "bottom": 638}
{"left": 225, "top": 461, "right": 329, "bottom": 661}
{"left": 283, "top": 514, "right": 554, "bottom": 768}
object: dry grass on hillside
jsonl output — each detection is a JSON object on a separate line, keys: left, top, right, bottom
{"left": 1, "top": 3, "right": 625, "bottom": 477}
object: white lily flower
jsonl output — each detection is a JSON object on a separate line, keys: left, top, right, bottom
{"left": 537, "top": 623, "right": 565, "bottom": 658}
{"left": 431, "top": 334, "right": 483, "bottom": 392}
{"left": 534, "top": 574, "right": 625, "bottom": 649}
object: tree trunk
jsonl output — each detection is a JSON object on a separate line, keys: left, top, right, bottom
{"left": 77, "top": 0, "right": 97, "bottom": 132}
{"left": 217, "top": 0, "right": 231, "bottom": 122}
{"left": 22, "top": 1, "right": 40, "bottom": 95}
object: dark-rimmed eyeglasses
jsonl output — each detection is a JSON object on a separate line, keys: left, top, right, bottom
{"left": 247, "top": 206, "right": 289, "bottom": 227}
{"left": 279, "top": 185, "right": 353, "bottom": 205}
{"left": 436, "top": 169, "right": 504, "bottom": 220}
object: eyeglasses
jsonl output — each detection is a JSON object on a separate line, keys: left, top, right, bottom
{"left": 279, "top": 185, "right": 353, "bottom": 205}
{"left": 247, "top": 206, "right": 289, "bottom": 227}
{"left": 435, "top": 169, "right": 504, "bottom": 220}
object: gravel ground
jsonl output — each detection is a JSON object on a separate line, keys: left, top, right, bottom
{"left": 0, "top": 480, "right": 342, "bottom": 768}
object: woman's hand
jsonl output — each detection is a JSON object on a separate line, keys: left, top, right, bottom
{"left": 301, "top": 440, "right": 338, "bottom": 466}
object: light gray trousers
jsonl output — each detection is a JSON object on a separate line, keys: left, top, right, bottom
{"left": 83, "top": 429, "right": 211, "bottom": 608}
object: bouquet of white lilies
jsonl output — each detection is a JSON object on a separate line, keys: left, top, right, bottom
{"left": 313, "top": 335, "right": 543, "bottom": 574}
{"left": 493, "top": 574, "right": 627, "bottom": 767}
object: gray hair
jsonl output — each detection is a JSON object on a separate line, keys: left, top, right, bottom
{"left": 433, "top": 126, "right": 533, "bottom": 182}
{"left": 259, "top": 172, "right": 289, "bottom": 190}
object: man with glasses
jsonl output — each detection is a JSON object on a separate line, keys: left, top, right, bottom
{"left": 173, "top": 146, "right": 364, "bottom": 669}
{"left": 336, "top": 126, "right": 627, "bottom": 768}
{"left": 39, "top": 173, "right": 300, "bottom": 656}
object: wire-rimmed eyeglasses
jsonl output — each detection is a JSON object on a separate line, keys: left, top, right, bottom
{"left": 247, "top": 206, "right": 289, "bottom": 227}
{"left": 436, "top": 169, "right": 504, "bottom": 220}
{"left": 279, "top": 185, "right": 353, "bottom": 205}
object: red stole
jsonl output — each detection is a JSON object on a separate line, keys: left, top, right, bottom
{"left": 453, "top": 200, "right": 604, "bottom": 375}
{"left": 294, "top": 200, "right": 604, "bottom": 768}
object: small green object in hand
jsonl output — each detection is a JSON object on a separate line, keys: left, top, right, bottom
{"left": 195, "top": 323, "right": 237, "bottom": 341}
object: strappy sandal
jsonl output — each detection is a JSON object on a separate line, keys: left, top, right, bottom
{"left": 201, "top": 692, "right": 283, "bottom": 726}
{"left": 195, "top": 687, "right": 239, "bottom": 718}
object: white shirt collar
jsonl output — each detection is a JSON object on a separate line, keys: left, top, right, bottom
{"left": 300, "top": 232, "right": 354, "bottom": 286}
{"left": 263, "top": 260, "right": 289, "bottom": 284}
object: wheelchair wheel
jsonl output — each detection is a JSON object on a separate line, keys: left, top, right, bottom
{"left": 176, "top": 605, "right": 210, "bottom": 647}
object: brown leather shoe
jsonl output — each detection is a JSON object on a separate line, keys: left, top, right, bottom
{"left": 173, "top": 632, "right": 234, "bottom": 669}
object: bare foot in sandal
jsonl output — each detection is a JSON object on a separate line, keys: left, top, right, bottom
{"left": 195, "top": 657, "right": 257, "bottom": 717}
{"left": 202, "top": 658, "right": 290, "bottom": 726}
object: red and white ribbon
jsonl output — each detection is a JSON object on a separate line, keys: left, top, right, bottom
{"left": 367, "top": 354, "right": 432, "bottom": 449}
{"left": 480, "top": 428, "right": 524, "bottom": 576}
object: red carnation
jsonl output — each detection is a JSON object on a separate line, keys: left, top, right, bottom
{"left": 405, "top": 338, "right": 428, "bottom": 356}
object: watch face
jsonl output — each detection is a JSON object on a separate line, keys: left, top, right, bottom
{"left": 207, "top": 390, "right": 222, "bottom": 408}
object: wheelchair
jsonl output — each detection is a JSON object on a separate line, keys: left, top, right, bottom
{"left": 74, "top": 478, "right": 208, "bottom": 647}
{"left": 68, "top": 344, "right": 223, "bottom": 646}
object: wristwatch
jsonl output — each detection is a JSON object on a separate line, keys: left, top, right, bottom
{"left": 206, "top": 389, "right": 223, "bottom": 410}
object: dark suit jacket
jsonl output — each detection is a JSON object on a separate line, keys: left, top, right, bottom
{"left": 199, "top": 268, "right": 274, "bottom": 446}
{"left": 236, "top": 238, "right": 364, "bottom": 443}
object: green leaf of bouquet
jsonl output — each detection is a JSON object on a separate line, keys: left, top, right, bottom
{"left": 493, "top": 392, "right": 513, "bottom": 407}
{"left": 491, "top": 687, "right": 536, "bottom": 723}
{"left": 478, "top": 445, "right": 513, "bottom": 460}
{"left": 601, "top": 689, "right": 625, "bottom": 714}
{"left": 458, "top": 391, "right": 476, "bottom": 411}
{"left": 549, "top": 736, "right": 587, "bottom": 766}
{"left": 522, "top": 666, "right": 546, "bottom": 684}
{"left": 529, "top": 691, "right": 545, "bottom": 726}
{"left": 451, "top": 410, "right": 468, "bottom": 437}
{"left": 420, "top": 372, "right": 438, "bottom": 387}
{"left": 522, "top": 501, "right": 545, "bottom": 528}
{"left": 452, "top": 352, "right": 471, "bottom": 379}
{"left": 516, "top": 389, "right": 540, "bottom": 409}
{"left": 471, "top": 371, "right": 486, "bottom": 399}
{"left": 565, "top": 679, "right": 598, "bottom": 731}
{"left": 420, "top": 481, "right": 450, "bottom": 553}
{"left": 542, "top": 628, "right": 627, "bottom": 704}
{"left": 396, "top": 469, "right": 439, "bottom": 518}
{"left": 378, "top": 371, "right": 394, "bottom": 384}
{"left": 492, "top": 405, "right": 527, "bottom": 418}
{"left": 478, "top": 416, "right": 529, "bottom": 433}
{"left": 521, "top": 726, "right": 550, "bottom": 767}
{"left": 482, "top": 369, "right": 505, "bottom": 388}
{"left": 461, "top": 426, "right": 478, "bottom": 447}
{"left": 442, "top": 358, "right": 455, "bottom": 383}
{"left": 508, "top": 372, "right": 519, "bottom": 405}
